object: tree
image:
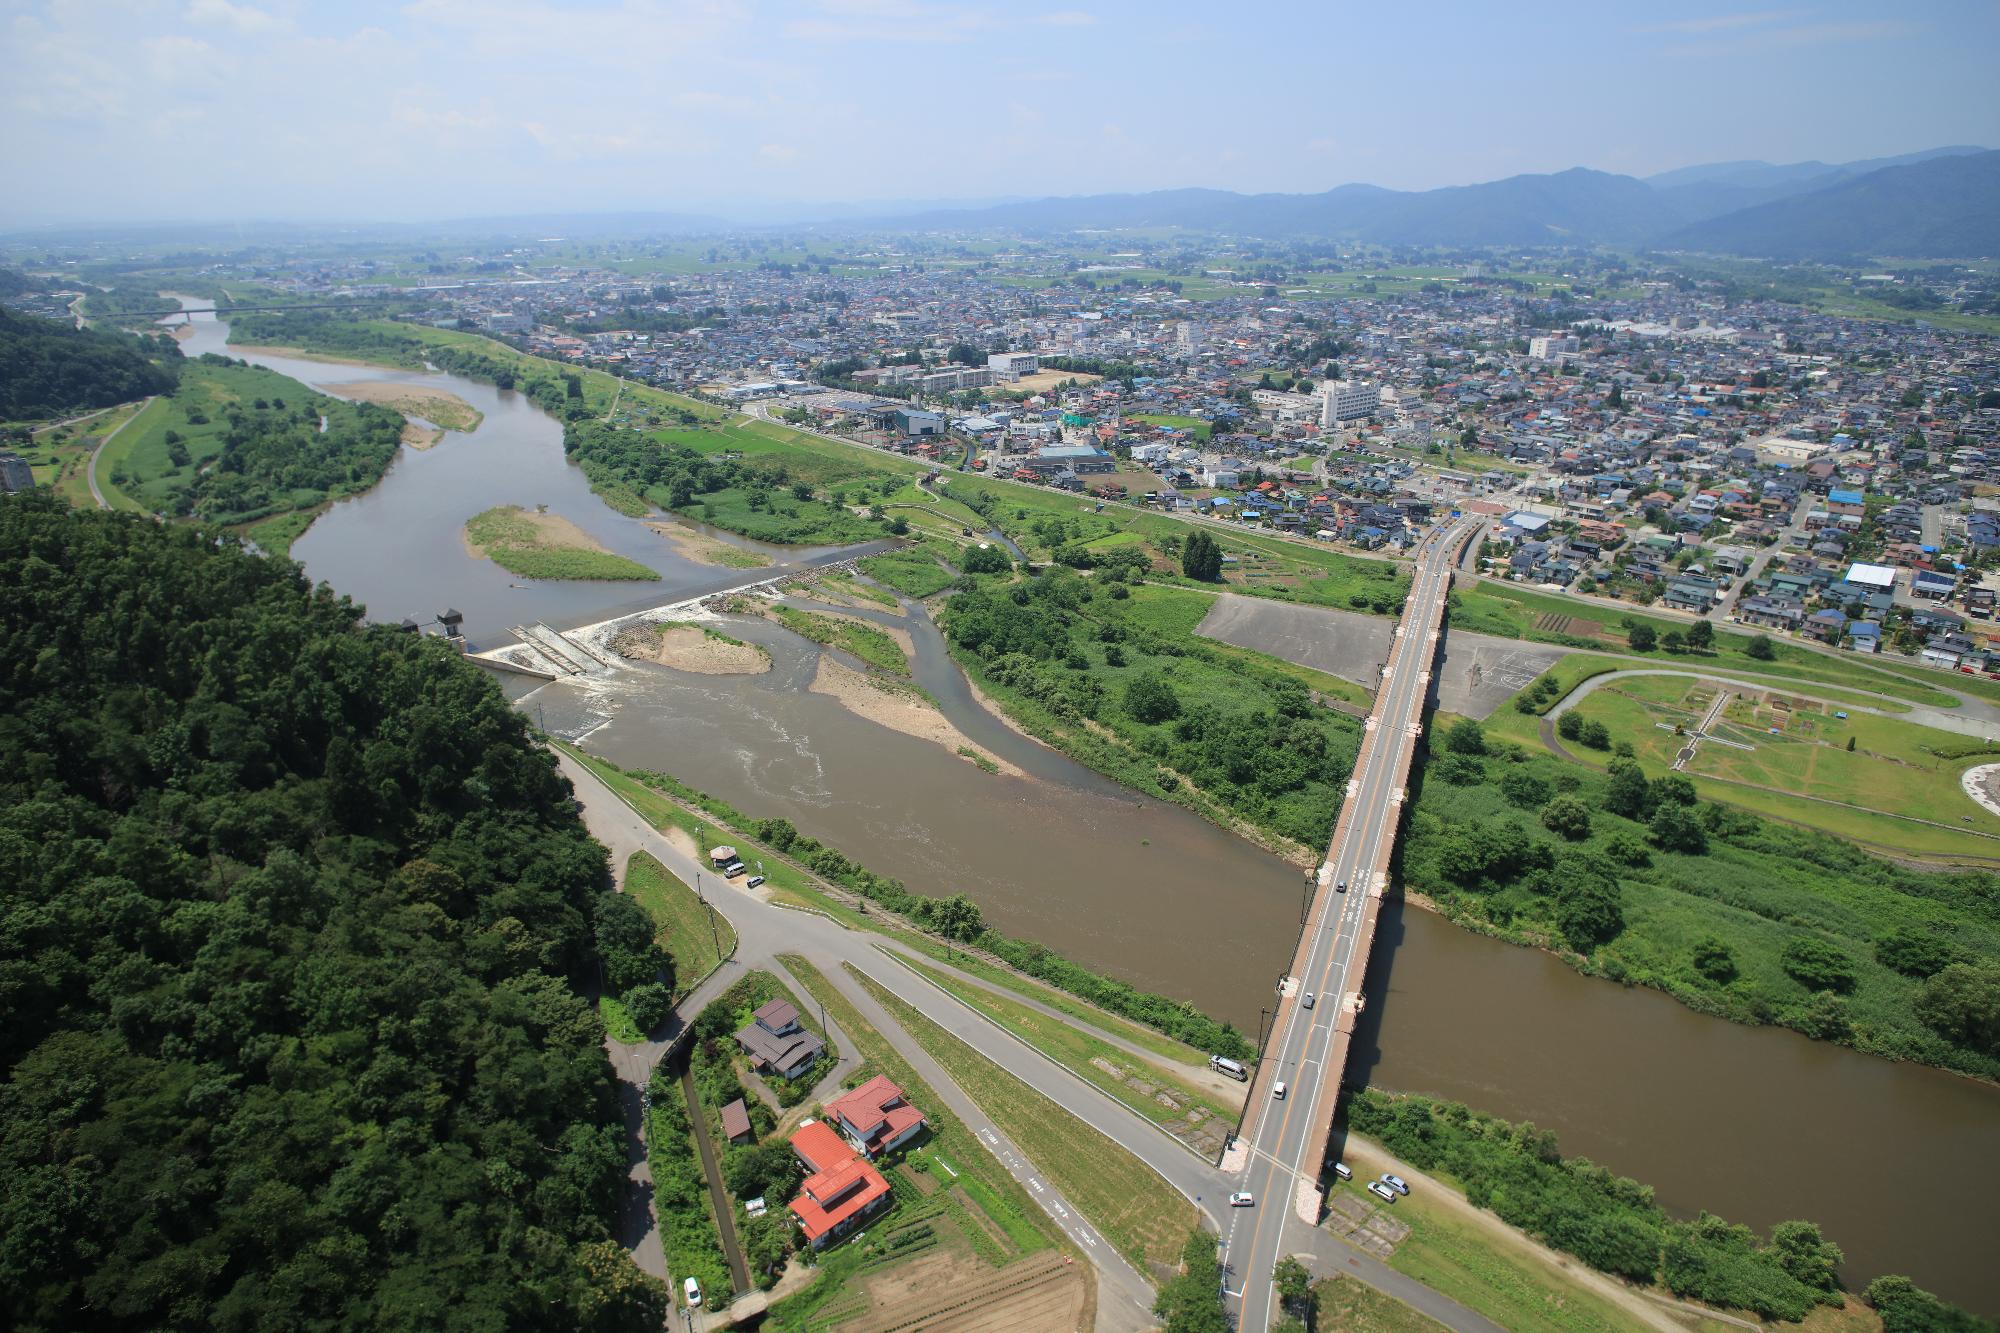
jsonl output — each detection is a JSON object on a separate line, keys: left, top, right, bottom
{"left": 1181, "top": 529, "right": 1223, "bottom": 582}
{"left": 1557, "top": 710, "right": 1585, "bottom": 741}
{"left": 1605, "top": 759, "right": 1652, "bottom": 819}
{"left": 926, "top": 892, "right": 987, "bottom": 942}
{"left": 1604, "top": 832, "right": 1652, "bottom": 867}
{"left": 1914, "top": 963, "right": 2000, "bottom": 1055}
{"left": 1444, "top": 718, "right": 1486, "bottom": 755}
{"left": 1154, "top": 1230, "right": 1229, "bottom": 1333}
{"left": 1500, "top": 768, "right": 1551, "bottom": 808}
{"left": 1541, "top": 795, "right": 1594, "bottom": 841}
{"left": 1555, "top": 872, "right": 1624, "bottom": 950}
{"left": 1686, "top": 620, "right": 1714, "bottom": 651}
{"left": 1875, "top": 927, "right": 1959, "bottom": 978}
{"left": 1649, "top": 802, "right": 1708, "bottom": 854}
{"left": 1125, "top": 672, "right": 1182, "bottom": 724}
{"left": 961, "top": 543, "right": 1012, "bottom": 574}
{"left": 1651, "top": 773, "right": 1698, "bottom": 808}
{"left": 1577, "top": 718, "right": 1611, "bottom": 750}
{"left": 1627, "top": 623, "right": 1658, "bottom": 652}
{"left": 1273, "top": 1256, "right": 1315, "bottom": 1324}
{"left": 1866, "top": 1274, "right": 1990, "bottom": 1333}
{"left": 1692, "top": 936, "right": 1738, "bottom": 983}
{"left": 1781, "top": 937, "right": 1856, "bottom": 994}
{"left": 623, "top": 982, "right": 673, "bottom": 1033}
{"left": 1747, "top": 634, "right": 1777, "bottom": 660}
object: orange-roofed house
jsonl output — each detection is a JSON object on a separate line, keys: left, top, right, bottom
{"left": 788, "top": 1120, "right": 892, "bottom": 1249}
{"left": 823, "top": 1076, "right": 928, "bottom": 1159}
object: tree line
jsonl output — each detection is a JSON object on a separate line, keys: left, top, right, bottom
{"left": 0, "top": 494, "right": 667, "bottom": 1330}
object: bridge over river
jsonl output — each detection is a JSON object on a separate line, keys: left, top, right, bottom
{"left": 1226, "top": 518, "right": 1480, "bottom": 1333}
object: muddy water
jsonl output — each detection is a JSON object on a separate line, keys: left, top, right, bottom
{"left": 174, "top": 301, "right": 2000, "bottom": 1312}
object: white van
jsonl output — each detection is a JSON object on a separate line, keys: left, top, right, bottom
{"left": 1330, "top": 1162, "right": 1353, "bottom": 1181}
{"left": 1210, "top": 1055, "right": 1248, "bottom": 1081}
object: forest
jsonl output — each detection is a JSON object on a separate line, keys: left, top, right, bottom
{"left": 0, "top": 493, "right": 666, "bottom": 1330}
{"left": 0, "top": 307, "right": 180, "bottom": 420}
{"left": 1405, "top": 720, "right": 2000, "bottom": 1079}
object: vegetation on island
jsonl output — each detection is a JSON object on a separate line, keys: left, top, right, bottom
{"left": 771, "top": 604, "right": 909, "bottom": 675}
{"left": 0, "top": 306, "right": 180, "bottom": 419}
{"left": 1407, "top": 718, "right": 2000, "bottom": 1080}
{"left": 0, "top": 494, "right": 666, "bottom": 1331}
{"left": 1349, "top": 1090, "right": 1993, "bottom": 1329}
{"left": 462, "top": 504, "right": 660, "bottom": 581}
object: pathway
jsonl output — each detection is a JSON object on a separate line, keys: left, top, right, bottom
{"left": 87, "top": 395, "right": 152, "bottom": 511}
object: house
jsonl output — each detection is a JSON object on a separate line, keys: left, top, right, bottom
{"left": 1804, "top": 609, "right": 1849, "bottom": 643}
{"left": 1663, "top": 578, "right": 1718, "bottom": 612}
{"left": 822, "top": 1076, "right": 928, "bottom": 1159}
{"left": 736, "top": 999, "right": 825, "bottom": 1080}
{"left": 1827, "top": 488, "right": 1867, "bottom": 517}
{"left": 721, "top": 1098, "right": 754, "bottom": 1146}
{"left": 788, "top": 1120, "right": 893, "bottom": 1250}
{"left": 1737, "top": 595, "right": 1806, "bottom": 631}
{"left": 1911, "top": 569, "right": 1958, "bottom": 601}
{"left": 1848, "top": 620, "right": 1882, "bottom": 652}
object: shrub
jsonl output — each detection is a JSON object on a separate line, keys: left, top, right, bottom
{"left": 1781, "top": 937, "right": 1857, "bottom": 993}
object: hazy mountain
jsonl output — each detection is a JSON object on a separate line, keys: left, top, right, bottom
{"left": 1646, "top": 146, "right": 1989, "bottom": 224}
{"left": 1666, "top": 150, "right": 2000, "bottom": 258}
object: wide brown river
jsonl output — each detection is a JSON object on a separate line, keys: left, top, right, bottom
{"left": 177, "top": 305, "right": 2000, "bottom": 1314}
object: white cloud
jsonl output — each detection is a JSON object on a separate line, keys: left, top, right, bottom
{"left": 185, "top": 0, "right": 282, "bottom": 34}
{"left": 1636, "top": 9, "right": 1806, "bottom": 36}
{"left": 1036, "top": 9, "right": 1094, "bottom": 25}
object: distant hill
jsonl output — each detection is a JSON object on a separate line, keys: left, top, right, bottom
{"left": 858, "top": 145, "right": 1995, "bottom": 257}
{"left": 1666, "top": 150, "right": 2000, "bottom": 259}
{"left": 0, "top": 307, "right": 179, "bottom": 420}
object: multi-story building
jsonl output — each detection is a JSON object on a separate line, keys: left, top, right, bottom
{"left": 1529, "top": 335, "right": 1581, "bottom": 360}
{"left": 988, "top": 351, "right": 1040, "bottom": 380}
{"left": 1321, "top": 380, "right": 1382, "bottom": 425}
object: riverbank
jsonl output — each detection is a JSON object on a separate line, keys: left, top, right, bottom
{"left": 808, "top": 657, "right": 1020, "bottom": 777}
{"left": 463, "top": 504, "right": 661, "bottom": 582}
{"left": 612, "top": 622, "right": 770, "bottom": 675}
{"left": 644, "top": 519, "right": 770, "bottom": 569}
{"left": 228, "top": 342, "right": 402, "bottom": 369}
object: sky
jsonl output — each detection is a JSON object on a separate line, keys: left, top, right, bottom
{"left": 3, "top": 0, "right": 1997, "bottom": 227}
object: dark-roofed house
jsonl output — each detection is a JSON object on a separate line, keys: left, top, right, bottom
{"left": 721, "top": 1098, "right": 753, "bottom": 1146}
{"left": 737, "top": 999, "right": 824, "bottom": 1080}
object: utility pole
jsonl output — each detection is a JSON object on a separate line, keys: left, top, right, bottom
{"left": 1255, "top": 1007, "right": 1271, "bottom": 1061}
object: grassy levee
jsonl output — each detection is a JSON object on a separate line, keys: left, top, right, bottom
{"left": 881, "top": 948, "right": 1237, "bottom": 1136}
{"left": 1452, "top": 580, "right": 1973, "bottom": 708}
{"left": 849, "top": 963, "right": 1200, "bottom": 1275}
{"left": 89, "top": 395, "right": 169, "bottom": 512}
{"left": 625, "top": 851, "right": 736, "bottom": 1000}
{"left": 1313, "top": 1275, "right": 1450, "bottom": 1333}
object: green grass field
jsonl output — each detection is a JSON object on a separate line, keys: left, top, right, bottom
{"left": 1128, "top": 413, "right": 1212, "bottom": 441}
{"left": 859, "top": 546, "right": 959, "bottom": 598}
{"left": 882, "top": 949, "right": 1237, "bottom": 1137}
{"left": 1314, "top": 1276, "right": 1449, "bottom": 1333}
{"left": 850, "top": 964, "right": 1199, "bottom": 1274}
{"left": 1562, "top": 678, "right": 2000, "bottom": 859}
{"left": 625, "top": 851, "right": 736, "bottom": 1000}
{"left": 771, "top": 605, "right": 910, "bottom": 675}
{"left": 462, "top": 505, "right": 659, "bottom": 581}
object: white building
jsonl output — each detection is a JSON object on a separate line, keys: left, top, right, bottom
{"left": 1528, "top": 335, "right": 1580, "bottom": 361}
{"left": 988, "top": 352, "right": 1040, "bottom": 380}
{"left": 1320, "top": 380, "right": 1381, "bottom": 426}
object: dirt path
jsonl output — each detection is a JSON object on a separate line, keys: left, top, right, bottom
{"left": 680, "top": 1062, "right": 753, "bottom": 1297}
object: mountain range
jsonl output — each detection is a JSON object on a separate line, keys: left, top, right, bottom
{"left": 860, "top": 146, "right": 1998, "bottom": 259}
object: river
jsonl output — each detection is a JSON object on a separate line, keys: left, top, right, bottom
{"left": 171, "top": 302, "right": 2000, "bottom": 1313}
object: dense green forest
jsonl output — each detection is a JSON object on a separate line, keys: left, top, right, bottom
{"left": 1405, "top": 720, "right": 2000, "bottom": 1079}
{"left": 0, "top": 494, "right": 666, "bottom": 1330}
{"left": 1349, "top": 1091, "right": 1992, "bottom": 1329}
{"left": 0, "top": 307, "right": 179, "bottom": 420}
{"left": 939, "top": 573, "right": 1362, "bottom": 849}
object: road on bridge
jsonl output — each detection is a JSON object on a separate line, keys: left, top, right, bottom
{"left": 1226, "top": 518, "right": 1478, "bottom": 1333}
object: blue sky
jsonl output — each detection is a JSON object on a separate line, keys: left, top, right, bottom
{"left": 2, "top": 0, "right": 1995, "bottom": 225}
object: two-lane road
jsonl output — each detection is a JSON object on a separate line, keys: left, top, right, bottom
{"left": 1228, "top": 520, "right": 1475, "bottom": 1332}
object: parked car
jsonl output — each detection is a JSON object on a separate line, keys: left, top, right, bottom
{"left": 684, "top": 1276, "right": 703, "bottom": 1308}
{"left": 746, "top": 874, "right": 765, "bottom": 889}
{"left": 723, "top": 861, "right": 747, "bottom": 879}
{"left": 1329, "top": 1161, "right": 1353, "bottom": 1181}
{"left": 1380, "top": 1173, "right": 1410, "bottom": 1195}
{"left": 1229, "top": 1191, "right": 1254, "bottom": 1207}
{"left": 1367, "top": 1181, "right": 1397, "bottom": 1203}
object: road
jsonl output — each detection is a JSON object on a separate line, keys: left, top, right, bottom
{"left": 1719, "top": 489, "right": 1816, "bottom": 616}
{"left": 1227, "top": 519, "right": 1476, "bottom": 1333}
{"left": 87, "top": 397, "right": 152, "bottom": 511}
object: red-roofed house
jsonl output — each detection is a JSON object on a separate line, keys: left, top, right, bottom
{"left": 787, "top": 1120, "right": 892, "bottom": 1250}
{"left": 823, "top": 1076, "right": 928, "bottom": 1159}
